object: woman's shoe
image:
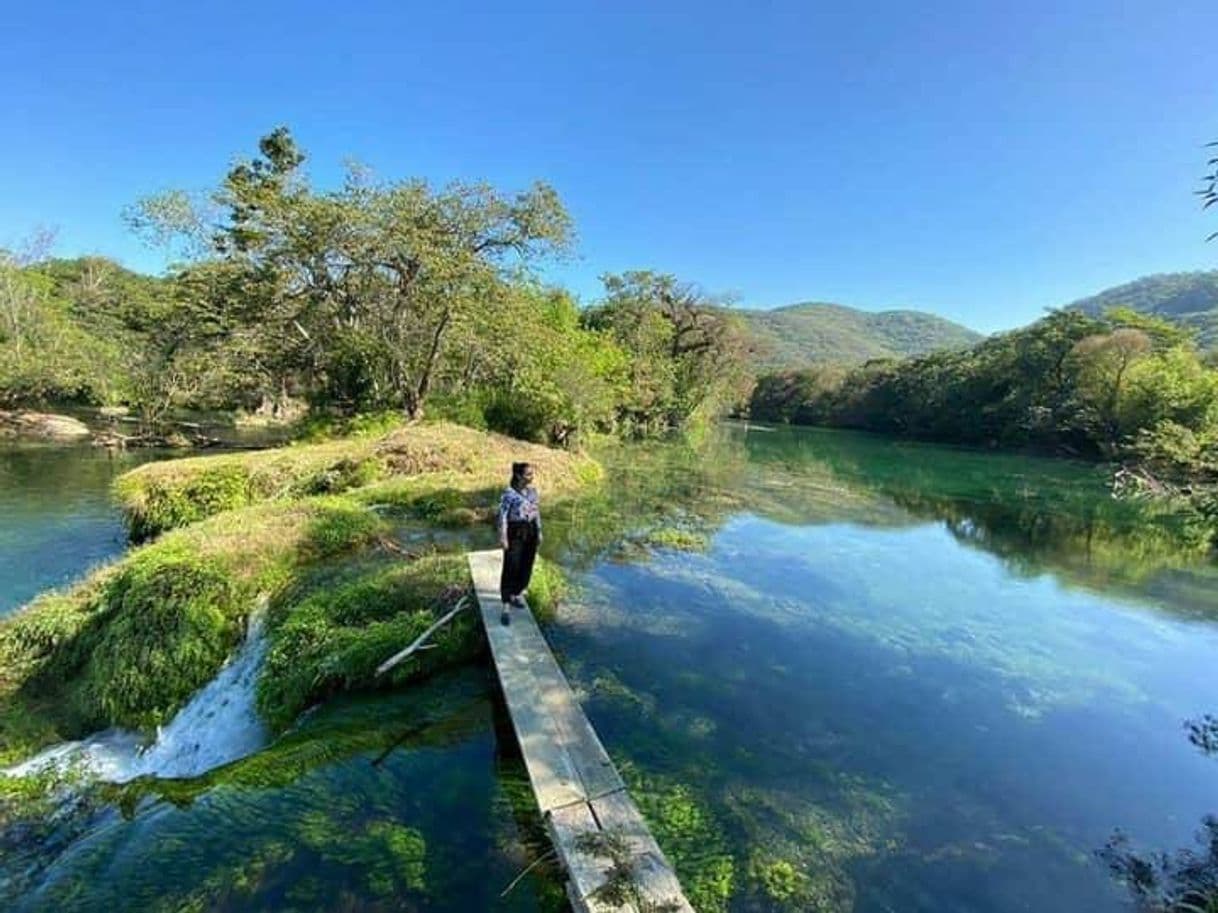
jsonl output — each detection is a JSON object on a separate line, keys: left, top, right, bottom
{"left": 511, "top": 595, "right": 526, "bottom": 608}
{"left": 500, "top": 603, "right": 511, "bottom": 625}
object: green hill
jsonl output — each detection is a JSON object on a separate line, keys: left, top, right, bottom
{"left": 1066, "top": 271, "right": 1218, "bottom": 350}
{"left": 735, "top": 301, "right": 983, "bottom": 371}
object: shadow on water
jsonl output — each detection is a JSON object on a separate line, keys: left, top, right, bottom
{"left": 1095, "top": 717, "right": 1218, "bottom": 913}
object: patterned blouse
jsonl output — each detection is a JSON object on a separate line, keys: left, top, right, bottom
{"left": 497, "top": 486, "right": 541, "bottom": 537}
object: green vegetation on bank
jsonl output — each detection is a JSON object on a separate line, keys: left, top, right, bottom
{"left": 0, "top": 128, "right": 752, "bottom": 447}
{"left": 113, "top": 420, "right": 598, "bottom": 538}
{"left": 750, "top": 308, "right": 1218, "bottom": 543}
{"left": 0, "top": 252, "right": 172, "bottom": 411}
{"left": 0, "top": 422, "right": 591, "bottom": 764}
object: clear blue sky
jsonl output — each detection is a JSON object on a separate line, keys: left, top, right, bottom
{"left": 2, "top": 0, "right": 1215, "bottom": 332}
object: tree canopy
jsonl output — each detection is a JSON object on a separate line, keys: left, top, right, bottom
{"left": 0, "top": 129, "right": 753, "bottom": 445}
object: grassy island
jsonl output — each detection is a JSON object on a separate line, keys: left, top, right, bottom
{"left": 0, "top": 421, "right": 597, "bottom": 764}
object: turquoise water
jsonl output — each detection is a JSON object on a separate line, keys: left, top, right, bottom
{"left": 4, "top": 424, "right": 1218, "bottom": 911}
{"left": 0, "top": 445, "right": 159, "bottom": 616}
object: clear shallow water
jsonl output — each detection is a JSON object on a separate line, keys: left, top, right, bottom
{"left": 4, "top": 424, "right": 1218, "bottom": 912}
{"left": 7, "top": 670, "right": 559, "bottom": 913}
{"left": 0, "top": 445, "right": 159, "bottom": 615}
{"left": 543, "top": 424, "right": 1218, "bottom": 912}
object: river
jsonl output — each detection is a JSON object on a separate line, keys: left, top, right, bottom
{"left": 3, "top": 423, "right": 1217, "bottom": 912}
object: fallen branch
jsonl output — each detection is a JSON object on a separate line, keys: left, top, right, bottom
{"left": 375, "top": 595, "right": 470, "bottom": 676}
{"left": 499, "top": 847, "right": 559, "bottom": 898}
{"left": 376, "top": 536, "right": 420, "bottom": 560}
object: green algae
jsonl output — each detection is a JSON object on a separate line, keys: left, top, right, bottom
{"left": 640, "top": 527, "right": 711, "bottom": 553}
{"left": 621, "top": 765, "right": 737, "bottom": 913}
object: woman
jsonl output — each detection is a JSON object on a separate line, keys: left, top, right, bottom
{"left": 497, "top": 461, "right": 542, "bottom": 622}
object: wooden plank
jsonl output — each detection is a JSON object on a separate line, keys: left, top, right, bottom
{"left": 472, "top": 553, "right": 585, "bottom": 811}
{"left": 469, "top": 550, "right": 622, "bottom": 803}
{"left": 550, "top": 795, "right": 694, "bottom": 913}
{"left": 548, "top": 802, "right": 616, "bottom": 913}
{"left": 467, "top": 549, "right": 692, "bottom": 913}
{"left": 590, "top": 791, "right": 695, "bottom": 912}
{"left": 495, "top": 639, "right": 585, "bottom": 811}
{"left": 498, "top": 591, "right": 625, "bottom": 801}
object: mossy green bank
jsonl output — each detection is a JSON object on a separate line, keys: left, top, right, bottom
{"left": 0, "top": 421, "right": 594, "bottom": 765}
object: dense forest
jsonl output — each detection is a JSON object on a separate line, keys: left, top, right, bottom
{"left": 0, "top": 129, "right": 751, "bottom": 446}
{"left": 750, "top": 306, "right": 1218, "bottom": 532}
{"left": 1066, "top": 270, "right": 1218, "bottom": 350}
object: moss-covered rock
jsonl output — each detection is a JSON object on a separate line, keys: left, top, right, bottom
{"left": 0, "top": 494, "right": 388, "bottom": 762}
{"left": 258, "top": 553, "right": 480, "bottom": 731}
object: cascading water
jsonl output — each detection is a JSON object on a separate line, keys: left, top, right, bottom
{"left": 4, "top": 608, "right": 270, "bottom": 783}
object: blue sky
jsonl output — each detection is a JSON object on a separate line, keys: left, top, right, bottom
{"left": 2, "top": 0, "right": 1215, "bottom": 332}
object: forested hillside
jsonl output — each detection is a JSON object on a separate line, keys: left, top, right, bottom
{"left": 0, "top": 256, "right": 173, "bottom": 408}
{"left": 736, "top": 301, "right": 982, "bottom": 370}
{"left": 1066, "top": 271, "right": 1218, "bottom": 350}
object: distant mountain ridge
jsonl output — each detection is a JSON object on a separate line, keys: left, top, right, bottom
{"left": 734, "top": 301, "right": 983, "bottom": 371}
{"left": 1064, "top": 271, "right": 1218, "bottom": 350}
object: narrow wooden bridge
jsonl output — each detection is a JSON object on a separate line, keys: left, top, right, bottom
{"left": 467, "top": 550, "right": 694, "bottom": 913}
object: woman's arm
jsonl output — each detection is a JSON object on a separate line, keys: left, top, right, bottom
{"left": 497, "top": 492, "right": 511, "bottom": 548}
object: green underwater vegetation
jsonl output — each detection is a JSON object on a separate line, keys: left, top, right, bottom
{"left": 4, "top": 420, "right": 1218, "bottom": 912}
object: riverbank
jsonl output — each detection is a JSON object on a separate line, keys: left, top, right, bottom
{"left": 0, "top": 421, "right": 597, "bottom": 766}
{"left": 0, "top": 410, "right": 91, "bottom": 442}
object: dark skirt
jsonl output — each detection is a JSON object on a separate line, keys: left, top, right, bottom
{"left": 500, "top": 520, "right": 539, "bottom": 602}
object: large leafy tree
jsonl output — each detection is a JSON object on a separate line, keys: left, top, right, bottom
{"left": 0, "top": 248, "right": 127, "bottom": 407}
{"left": 449, "top": 284, "right": 628, "bottom": 444}
{"left": 134, "top": 128, "right": 573, "bottom": 418}
{"left": 584, "top": 271, "right": 753, "bottom": 433}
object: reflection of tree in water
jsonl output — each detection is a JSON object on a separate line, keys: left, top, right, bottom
{"left": 568, "top": 424, "right": 1218, "bottom": 617}
{"left": 1099, "top": 718, "right": 1218, "bottom": 912}
{"left": 1187, "top": 716, "right": 1218, "bottom": 757}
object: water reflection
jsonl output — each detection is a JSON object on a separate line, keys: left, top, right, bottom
{"left": 541, "top": 423, "right": 1218, "bottom": 912}
{"left": 0, "top": 446, "right": 157, "bottom": 616}
{"left": 5, "top": 422, "right": 1218, "bottom": 912}
{"left": 551, "top": 423, "right": 1218, "bottom": 619}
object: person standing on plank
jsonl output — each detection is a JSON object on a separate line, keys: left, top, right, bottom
{"left": 498, "top": 461, "right": 542, "bottom": 623}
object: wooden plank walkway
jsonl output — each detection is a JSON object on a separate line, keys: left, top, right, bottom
{"left": 467, "top": 550, "right": 694, "bottom": 913}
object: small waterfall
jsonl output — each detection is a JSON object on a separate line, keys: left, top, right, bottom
{"left": 5, "top": 609, "right": 270, "bottom": 783}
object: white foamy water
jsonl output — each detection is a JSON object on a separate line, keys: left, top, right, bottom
{"left": 4, "top": 609, "right": 270, "bottom": 783}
